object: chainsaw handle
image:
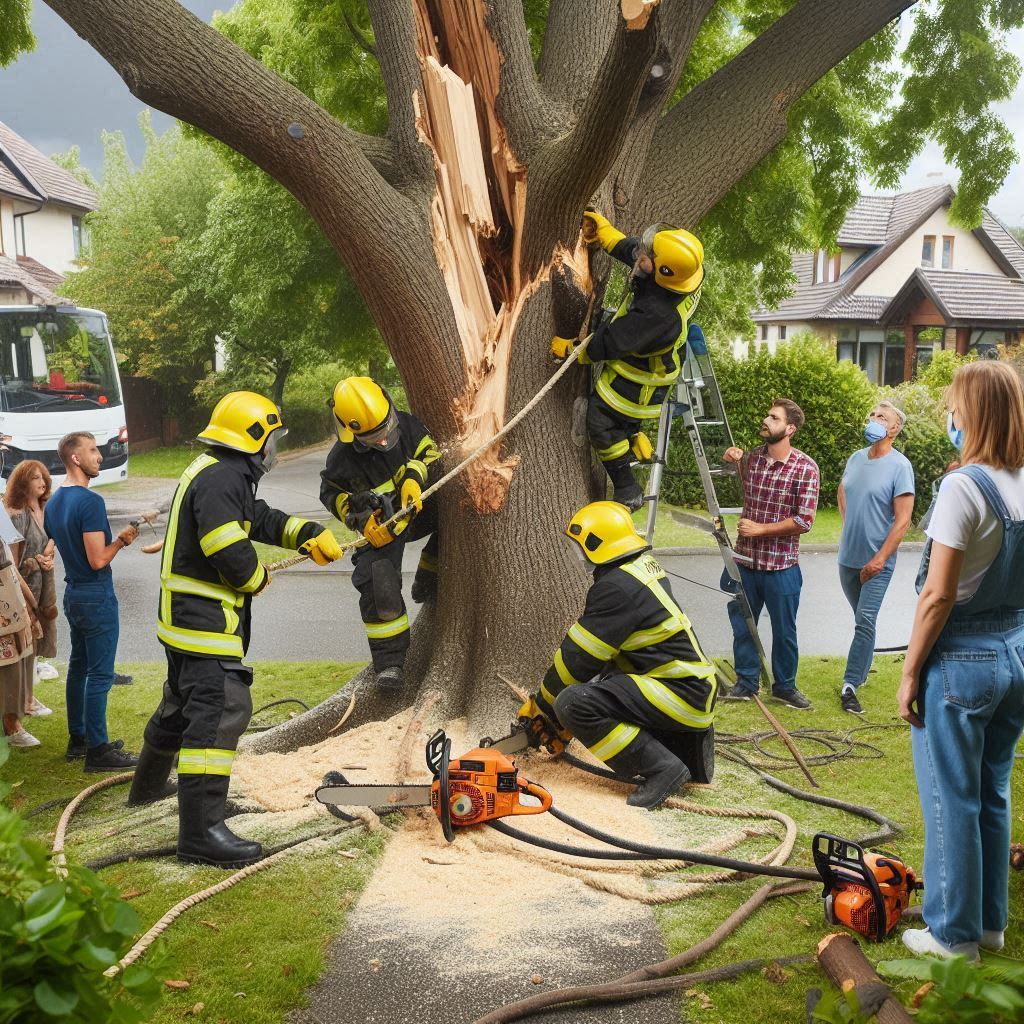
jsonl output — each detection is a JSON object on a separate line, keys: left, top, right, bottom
{"left": 512, "top": 779, "right": 552, "bottom": 816}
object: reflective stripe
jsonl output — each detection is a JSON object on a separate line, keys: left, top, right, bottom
{"left": 164, "top": 573, "right": 242, "bottom": 606}
{"left": 405, "top": 459, "right": 428, "bottom": 483}
{"left": 553, "top": 649, "right": 580, "bottom": 687}
{"left": 415, "top": 436, "right": 442, "bottom": 464}
{"left": 200, "top": 521, "right": 248, "bottom": 557}
{"left": 157, "top": 621, "right": 244, "bottom": 658}
{"left": 621, "top": 615, "right": 684, "bottom": 650}
{"left": 595, "top": 374, "right": 663, "bottom": 419}
{"left": 620, "top": 555, "right": 665, "bottom": 587}
{"left": 606, "top": 357, "right": 680, "bottom": 387}
{"left": 597, "top": 438, "right": 630, "bottom": 462}
{"left": 630, "top": 674, "right": 714, "bottom": 728}
{"left": 539, "top": 680, "right": 558, "bottom": 708}
{"left": 178, "top": 747, "right": 235, "bottom": 777}
{"left": 282, "top": 516, "right": 307, "bottom": 548}
{"left": 335, "top": 492, "right": 350, "bottom": 519}
{"left": 373, "top": 478, "right": 396, "bottom": 496}
{"left": 364, "top": 613, "right": 410, "bottom": 639}
{"left": 418, "top": 552, "right": 439, "bottom": 572}
{"left": 645, "top": 658, "right": 718, "bottom": 686}
{"left": 589, "top": 723, "right": 640, "bottom": 762}
{"left": 237, "top": 563, "right": 266, "bottom": 594}
{"left": 568, "top": 622, "right": 617, "bottom": 660}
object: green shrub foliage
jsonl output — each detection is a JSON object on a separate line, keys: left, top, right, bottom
{"left": 0, "top": 743, "right": 163, "bottom": 1023}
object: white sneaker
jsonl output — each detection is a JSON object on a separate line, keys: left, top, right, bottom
{"left": 5, "top": 729, "right": 41, "bottom": 748}
{"left": 36, "top": 662, "right": 59, "bottom": 681}
{"left": 25, "top": 697, "right": 52, "bottom": 717}
{"left": 981, "top": 929, "right": 1005, "bottom": 951}
{"left": 902, "top": 927, "right": 979, "bottom": 961}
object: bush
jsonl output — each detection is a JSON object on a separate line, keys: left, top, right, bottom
{"left": 0, "top": 743, "right": 163, "bottom": 1023}
{"left": 893, "top": 416, "right": 955, "bottom": 521}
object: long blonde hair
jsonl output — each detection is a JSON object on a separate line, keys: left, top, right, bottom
{"left": 947, "top": 361, "right": 1024, "bottom": 470}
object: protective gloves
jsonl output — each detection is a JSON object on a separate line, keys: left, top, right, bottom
{"left": 630, "top": 431, "right": 653, "bottom": 462}
{"left": 400, "top": 476, "right": 423, "bottom": 515}
{"left": 581, "top": 209, "right": 626, "bottom": 253}
{"left": 299, "top": 528, "right": 343, "bottom": 566}
{"left": 550, "top": 336, "right": 576, "bottom": 361}
{"left": 363, "top": 511, "right": 394, "bottom": 549}
{"left": 252, "top": 566, "right": 271, "bottom": 596}
{"left": 517, "top": 695, "right": 573, "bottom": 755}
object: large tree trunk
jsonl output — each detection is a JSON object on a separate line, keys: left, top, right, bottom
{"left": 46, "top": 0, "right": 922, "bottom": 750}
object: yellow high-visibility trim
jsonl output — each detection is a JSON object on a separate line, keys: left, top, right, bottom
{"left": 163, "top": 573, "right": 242, "bottom": 606}
{"left": 620, "top": 554, "right": 665, "bottom": 587}
{"left": 364, "top": 613, "right": 410, "bottom": 639}
{"left": 157, "top": 621, "right": 244, "bottom": 658}
{"left": 373, "top": 478, "right": 396, "bottom": 496}
{"left": 553, "top": 649, "right": 581, "bottom": 688}
{"left": 589, "top": 723, "right": 640, "bottom": 762}
{"left": 539, "top": 680, "right": 558, "bottom": 708}
{"left": 595, "top": 374, "right": 663, "bottom": 419}
{"left": 418, "top": 552, "right": 439, "bottom": 572}
{"left": 597, "top": 438, "right": 630, "bottom": 462}
{"left": 630, "top": 674, "right": 714, "bottom": 728}
{"left": 405, "top": 459, "right": 428, "bottom": 483}
{"left": 237, "top": 564, "right": 266, "bottom": 594}
{"left": 200, "top": 521, "right": 248, "bottom": 557}
{"left": 334, "top": 492, "right": 350, "bottom": 520}
{"left": 243, "top": 520, "right": 251, "bottom": 534}
{"left": 606, "top": 358, "right": 680, "bottom": 387}
{"left": 282, "top": 516, "right": 307, "bottom": 548}
{"left": 177, "top": 747, "right": 235, "bottom": 777}
{"left": 621, "top": 615, "right": 684, "bottom": 650}
{"left": 568, "top": 623, "right": 617, "bottom": 661}
{"left": 415, "top": 436, "right": 442, "bottom": 464}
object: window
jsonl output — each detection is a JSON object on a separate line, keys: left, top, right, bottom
{"left": 835, "top": 327, "right": 906, "bottom": 385}
{"left": 72, "top": 215, "right": 84, "bottom": 257}
{"left": 778, "top": 325, "right": 787, "bottom": 340}
{"left": 858, "top": 329, "right": 884, "bottom": 384}
{"left": 813, "top": 249, "right": 840, "bottom": 284}
{"left": 885, "top": 332, "right": 905, "bottom": 386}
{"left": 922, "top": 235, "right": 936, "bottom": 268}
{"left": 942, "top": 235, "right": 954, "bottom": 269}
{"left": 760, "top": 324, "right": 768, "bottom": 341}
{"left": 967, "top": 328, "right": 1007, "bottom": 357}
{"left": 914, "top": 326, "right": 945, "bottom": 375}
{"left": 15, "top": 217, "right": 26, "bottom": 257}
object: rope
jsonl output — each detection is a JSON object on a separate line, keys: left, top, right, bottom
{"left": 265, "top": 335, "right": 592, "bottom": 572}
{"left": 102, "top": 832, "right": 353, "bottom": 977}
{"left": 52, "top": 773, "right": 134, "bottom": 877}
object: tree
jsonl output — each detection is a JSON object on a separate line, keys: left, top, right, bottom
{"left": 17, "top": 0, "right": 1022, "bottom": 747}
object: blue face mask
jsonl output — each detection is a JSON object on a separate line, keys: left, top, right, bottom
{"left": 864, "top": 420, "right": 887, "bottom": 444}
{"left": 947, "top": 411, "right": 963, "bottom": 450}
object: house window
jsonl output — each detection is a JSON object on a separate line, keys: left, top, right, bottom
{"left": 72, "top": 215, "right": 84, "bottom": 257}
{"left": 835, "top": 327, "right": 905, "bottom": 385}
{"left": 968, "top": 329, "right": 1007, "bottom": 357}
{"left": 914, "top": 326, "right": 945, "bottom": 375}
{"left": 942, "top": 235, "right": 954, "bottom": 269}
{"left": 759, "top": 324, "right": 768, "bottom": 341}
{"left": 814, "top": 249, "right": 826, "bottom": 284}
{"left": 922, "top": 235, "right": 936, "bottom": 268}
{"left": 15, "top": 216, "right": 26, "bottom": 257}
{"left": 778, "top": 325, "right": 787, "bottom": 340}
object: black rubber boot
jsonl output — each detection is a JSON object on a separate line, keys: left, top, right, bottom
{"left": 609, "top": 734, "right": 691, "bottom": 810}
{"left": 375, "top": 665, "right": 404, "bottom": 693}
{"left": 603, "top": 456, "right": 644, "bottom": 511}
{"left": 177, "top": 775, "right": 262, "bottom": 868}
{"left": 127, "top": 743, "right": 178, "bottom": 806}
{"left": 658, "top": 725, "right": 716, "bottom": 784}
{"left": 613, "top": 483, "right": 644, "bottom": 512}
{"left": 410, "top": 571, "right": 437, "bottom": 604}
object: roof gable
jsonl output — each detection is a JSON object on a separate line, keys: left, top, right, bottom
{"left": 0, "top": 121, "right": 98, "bottom": 211}
{"left": 0, "top": 253, "right": 62, "bottom": 303}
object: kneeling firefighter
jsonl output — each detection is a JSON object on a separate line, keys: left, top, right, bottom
{"left": 552, "top": 212, "right": 705, "bottom": 511}
{"left": 521, "top": 501, "right": 718, "bottom": 809}
{"left": 319, "top": 377, "right": 442, "bottom": 693}
{"left": 129, "top": 392, "right": 343, "bottom": 867}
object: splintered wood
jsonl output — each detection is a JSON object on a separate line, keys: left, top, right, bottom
{"left": 621, "top": 0, "right": 662, "bottom": 31}
{"left": 413, "top": 0, "right": 532, "bottom": 514}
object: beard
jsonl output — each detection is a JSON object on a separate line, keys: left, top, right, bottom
{"left": 82, "top": 462, "right": 100, "bottom": 479}
{"left": 759, "top": 424, "right": 788, "bottom": 444}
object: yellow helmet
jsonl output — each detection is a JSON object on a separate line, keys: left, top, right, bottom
{"left": 641, "top": 224, "right": 704, "bottom": 294}
{"left": 330, "top": 376, "right": 397, "bottom": 446}
{"left": 198, "top": 391, "right": 284, "bottom": 454}
{"left": 566, "top": 501, "right": 648, "bottom": 565}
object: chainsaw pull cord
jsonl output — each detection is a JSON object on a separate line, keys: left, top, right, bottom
{"left": 266, "top": 333, "right": 593, "bottom": 572}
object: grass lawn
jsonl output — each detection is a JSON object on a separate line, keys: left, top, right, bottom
{"left": 127, "top": 445, "right": 203, "bottom": 479}
{"left": 7, "top": 658, "right": 1021, "bottom": 1023}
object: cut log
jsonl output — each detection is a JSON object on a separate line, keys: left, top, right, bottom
{"left": 816, "top": 933, "right": 913, "bottom": 1024}
{"left": 621, "top": 0, "right": 661, "bottom": 31}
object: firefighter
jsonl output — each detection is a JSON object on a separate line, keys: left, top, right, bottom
{"left": 552, "top": 212, "right": 705, "bottom": 510}
{"left": 521, "top": 501, "right": 718, "bottom": 809}
{"left": 320, "top": 377, "right": 442, "bottom": 693}
{"left": 128, "top": 392, "right": 343, "bottom": 868}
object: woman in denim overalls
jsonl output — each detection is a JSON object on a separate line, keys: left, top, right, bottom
{"left": 898, "top": 361, "right": 1024, "bottom": 960}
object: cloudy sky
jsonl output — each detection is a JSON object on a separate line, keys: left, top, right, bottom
{"left": 1, "top": 3, "right": 1022, "bottom": 226}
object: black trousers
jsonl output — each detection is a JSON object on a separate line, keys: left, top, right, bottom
{"left": 351, "top": 503, "right": 438, "bottom": 672}
{"left": 587, "top": 395, "right": 643, "bottom": 490}
{"left": 143, "top": 649, "right": 253, "bottom": 761}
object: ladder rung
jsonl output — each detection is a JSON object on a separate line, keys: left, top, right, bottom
{"left": 695, "top": 419, "right": 725, "bottom": 427}
{"left": 718, "top": 507, "right": 743, "bottom": 515}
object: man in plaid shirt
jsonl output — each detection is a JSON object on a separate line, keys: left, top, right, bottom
{"left": 721, "top": 398, "right": 819, "bottom": 709}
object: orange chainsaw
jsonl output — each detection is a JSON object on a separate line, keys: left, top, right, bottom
{"left": 315, "top": 729, "right": 551, "bottom": 842}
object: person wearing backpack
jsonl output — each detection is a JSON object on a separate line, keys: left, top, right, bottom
{"left": 898, "top": 360, "right": 1024, "bottom": 961}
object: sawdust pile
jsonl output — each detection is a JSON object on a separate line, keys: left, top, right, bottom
{"left": 230, "top": 711, "right": 788, "bottom": 976}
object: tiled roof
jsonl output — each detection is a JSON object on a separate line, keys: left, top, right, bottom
{"left": 0, "top": 121, "right": 98, "bottom": 211}
{"left": 15, "top": 255, "right": 65, "bottom": 292}
{"left": 836, "top": 195, "right": 892, "bottom": 246}
{"left": 920, "top": 270, "right": 1024, "bottom": 323}
{"left": 820, "top": 293, "right": 890, "bottom": 320}
{"left": 0, "top": 253, "right": 62, "bottom": 303}
{"left": 980, "top": 211, "right": 1024, "bottom": 279}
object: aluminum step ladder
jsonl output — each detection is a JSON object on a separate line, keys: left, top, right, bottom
{"left": 639, "top": 334, "right": 778, "bottom": 693}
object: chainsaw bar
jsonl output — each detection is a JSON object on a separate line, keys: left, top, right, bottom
{"left": 315, "top": 783, "right": 432, "bottom": 808}
{"left": 481, "top": 729, "right": 530, "bottom": 756}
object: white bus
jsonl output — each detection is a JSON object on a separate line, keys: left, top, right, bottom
{"left": 0, "top": 304, "right": 128, "bottom": 488}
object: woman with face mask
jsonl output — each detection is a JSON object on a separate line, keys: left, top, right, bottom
{"left": 898, "top": 361, "right": 1024, "bottom": 960}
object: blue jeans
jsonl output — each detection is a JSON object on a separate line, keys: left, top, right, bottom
{"left": 723, "top": 564, "right": 802, "bottom": 693}
{"left": 63, "top": 580, "right": 120, "bottom": 749}
{"left": 911, "top": 613, "right": 1024, "bottom": 947}
{"left": 838, "top": 563, "right": 895, "bottom": 689}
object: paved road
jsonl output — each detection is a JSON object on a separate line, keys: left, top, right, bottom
{"left": 56, "top": 447, "right": 921, "bottom": 664}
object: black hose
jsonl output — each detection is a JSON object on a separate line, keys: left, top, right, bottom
{"left": 24, "top": 795, "right": 81, "bottom": 819}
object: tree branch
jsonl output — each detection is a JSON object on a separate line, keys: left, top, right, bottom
{"left": 537, "top": 0, "right": 618, "bottom": 113}
{"left": 641, "top": 0, "right": 916, "bottom": 227}
{"left": 521, "top": 8, "right": 661, "bottom": 273}
{"left": 342, "top": 6, "right": 376, "bottom": 58}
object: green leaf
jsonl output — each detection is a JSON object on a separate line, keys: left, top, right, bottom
{"left": 75, "top": 940, "right": 118, "bottom": 969}
{"left": 121, "top": 964, "right": 153, "bottom": 990}
{"left": 877, "top": 958, "right": 935, "bottom": 981}
{"left": 33, "top": 979, "right": 80, "bottom": 1016}
{"left": 23, "top": 884, "right": 68, "bottom": 937}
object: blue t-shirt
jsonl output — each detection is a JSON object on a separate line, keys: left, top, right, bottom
{"left": 44, "top": 486, "right": 113, "bottom": 585}
{"left": 838, "top": 448, "right": 916, "bottom": 570}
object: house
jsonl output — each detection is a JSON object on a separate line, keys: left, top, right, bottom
{"left": 747, "top": 185, "right": 1024, "bottom": 384}
{"left": 0, "top": 119, "right": 98, "bottom": 303}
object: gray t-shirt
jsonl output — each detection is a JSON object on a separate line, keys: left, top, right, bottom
{"left": 838, "top": 447, "right": 915, "bottom": 570}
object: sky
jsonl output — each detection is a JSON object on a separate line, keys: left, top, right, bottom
{"left": 1, "top": 3, "right": 1022, "bottom": 227}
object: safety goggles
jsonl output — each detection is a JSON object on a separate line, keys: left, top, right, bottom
{"left": 353, "top": 406, "right": 400, "bottom": 452}
{"left": 262, "top": 426, "right": 289, "bottom": 471}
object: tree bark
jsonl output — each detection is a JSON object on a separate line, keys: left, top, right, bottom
{"left": 271, "top": 358, "right": 291, "bottom": 410}
{"left": 816, "top": 934, "right": 914, "bottom": 1024}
